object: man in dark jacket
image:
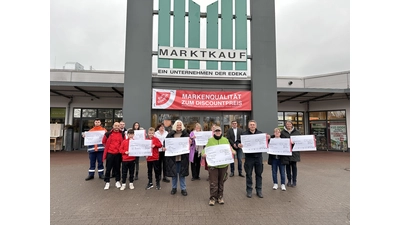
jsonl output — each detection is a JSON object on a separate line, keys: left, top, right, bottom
{"left": 238, "top": 120, "right": 265, "bottom": 198}
{"left": 226, "top": 120, "right": 244, "bottom": 177}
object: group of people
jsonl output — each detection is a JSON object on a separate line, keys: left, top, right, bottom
{"left": 83, "top": 118, "right": 302, "bottom": 206}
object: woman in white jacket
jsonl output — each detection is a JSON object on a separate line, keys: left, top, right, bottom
{"left": 155, "top": 123, "right": 170, "bottom": 183}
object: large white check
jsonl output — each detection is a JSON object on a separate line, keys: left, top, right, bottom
{"left": 241, "top": 133, "right": 269, "bottom": 153}
{"left": 204, "top": 144, "right": 234, "bottom": 167}
{"left": 193, "top": 131, "right": 213, "bottom": 146}
{"left": 268, "top": 138, "right": 292, "bottom": 156}
{"left": 165, "top": 137, "right": 190, "bottom": 156}
{"left": 84, "top": 131, "right": 105, "bottom": 146}
{"left": 128, "top": 139, "right": 152, "bottom": 156}
{"left": 291, "top": 135, "right": 317, "bottom": 151}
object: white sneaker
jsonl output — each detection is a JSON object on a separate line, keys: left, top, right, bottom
{"left": 281, "top": 184, "right": 286, "bottom": 191}
{"left": 104, "top": 182, "right": 110, "bottom": 190}
{"left": 129, "top": 183, "right": 134, "bottom": 189}
{"left": 120, "top": 183, "right": 126, "bottom": 191}
{"left": 273, "top": 183, "right": 278, "bottom": 190}
{"left": 116, "top": 181, "right": 121, "bottom": 188}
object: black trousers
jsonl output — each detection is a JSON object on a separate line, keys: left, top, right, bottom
{"left": 157, "top": 151, "right": 167, "bottom": 178}
{"left": 191, "top": 151, "right": 201, "bottom": 179}
{"left": 104, "top": 153, "right": 121, "bottom": 183}
{"left": 147, "top": 160, "right": 160, "bottom": 184}
{"left": 121, "top": 160, "right": 135, "bottom": 183}
{"left": 244, "top": 156, "right": 264, "bottom": 192}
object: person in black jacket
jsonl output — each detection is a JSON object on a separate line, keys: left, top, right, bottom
{"left": 226, "top": 120, "right": 244, "bottom": 177}
{"left": 280, "top": 120, "right": 301, "bottom": 187}
{"left": 163, "top": 120, "right": 191, "bottom": 196}
{"left": 267, "top": 128, "right": 290, "bottom": 191}
{"left": 238, "top": 120, "right": 266, "bottom": 198}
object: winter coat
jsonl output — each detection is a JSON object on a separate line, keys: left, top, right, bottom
{"left": 102, "top": 129, "right": 123, "bottom": 160}
{"left": 164, "top": 130, "right": 190, "bottom": 177}
{"left": 202, "top": 135, "right": 232, "bottom": 168}
{"left": 280, "top": 127, "right": 302, "bottom": 162}
{"left": 146, "top": 136, "right": 162, "bottom": 162}
{"left": 119, "top": 139, "right": 136, "bottom": 162}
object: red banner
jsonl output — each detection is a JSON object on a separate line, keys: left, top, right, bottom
{"left": 152, "top": 89, "right": 252, "bottom": 111}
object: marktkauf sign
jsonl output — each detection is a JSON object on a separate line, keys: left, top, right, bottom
{"left": 152, "top": 89, "right": 252, "bottom": 111}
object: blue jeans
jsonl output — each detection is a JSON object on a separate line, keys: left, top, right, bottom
{"left": 172, "top": 161, "right": 186, "bottom": 190}
{"left": 271, "top": 158, "right": 286, "bottom": 185}
{"left": 230, "top": 148, "right": 243, "bottom": 174}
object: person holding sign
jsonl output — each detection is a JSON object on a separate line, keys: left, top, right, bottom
{"left": 267, "top": 128, "right": 289, "bottom": 191}
{"left": 226, "top": 120, "right": 244, "bottom": 177}
{"left": 189, "top": 123, "right": 204, "bottom": 181}
{"left": 238, "top": 120, "right": 267, "bottom": 198}
{"left": 155, "top": 123, "right": 170, "bottom": 183}
{"left": 102, "top": 122, "right": 124, "bottom": 190}
{"left": 119, "top": 128, "right": 136, "bottom": 190}
{"left": 82, "top": 118, "right": 107, "bottom": 181}
{"left": 132, "top": 122, "right": 142, "bottom": 180}
{"left": 280, "top": 120, "right": 301, "bottom": 187}
{"left": 201, "top": 126, "right": 236, "bottom": 206}
{"left": 163, "top": 120, "right": 191, "bottom": 196}
{"left": 145, "top": 127, "right": 163, "bottom": 190}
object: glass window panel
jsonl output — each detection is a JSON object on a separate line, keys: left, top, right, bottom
{"left": 328, "top": 110, "right": 346, "bottom": 120}
{"left": 82, "top": 109, "right": 97, "bottom": 118}
{"left": 309, "top": 111, "right": 327, "bottom": 120}
{"left": 104, "top": 119, "right": 113, "bottom": 130}
{"left": 278, "top": 112, "right": 284, "bottom": 120}
{"left": 298, "top": 112, "right": 303, "bottom": 121}
{"left": 98, "top": 109, "right": 113, "bottom": 118}
{"left": 114, "top": 109, "right": 123, "bottom": 118}
{"left": 284, "top": 112, "right": 297, "bottom": 121}
{"left": 74, "top": 108, "right": 81, "bottom": 118}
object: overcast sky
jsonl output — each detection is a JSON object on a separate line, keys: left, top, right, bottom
{"left": 50, "top": 0, "right": 349, "bottom": 77}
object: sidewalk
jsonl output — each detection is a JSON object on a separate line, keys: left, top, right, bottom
{"left": 50, "top": 150, "right": 350, "bottom": 225}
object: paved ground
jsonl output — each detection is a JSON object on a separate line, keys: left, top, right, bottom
{"left": 50, "top": 150, "right": 350, "bottom": 225}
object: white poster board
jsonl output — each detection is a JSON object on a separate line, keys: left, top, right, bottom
{"left": 193, "top": 131, "right": 213, "bottom": 146}
{"left": 291, "top": 135, "right": 317, "bottom": 151}
{"left": 241, "top": 133, "right": 269, "bottom": 153}
{"left": 165, "top": 137, "right": 190, "bottom": 156}
{"left": 84, "top": 131, "right": 105, "bottom": 146}
{"left": 268, "top": 138, "right": 292, "bottom": 156}
{"left": 128, "top": 139, "right": 152, "bottom": 156}
{"left": 134, "top": 130, "right": 146, "bottom": 140}
{"left": 204, "top": 144, "right": 234, "bottom": 167}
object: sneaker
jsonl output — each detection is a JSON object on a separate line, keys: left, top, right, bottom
{"left": 287, "top": 181, "right": 292, "bottom": 187}
{"left": 129, "top": 183, "right": 134, "bottom": 190}
{"left": 156, "top": 183, "right": 161, "bottom": 190}
{"left": 292, "top": 181, "right": 297, "bottom": 187}
{"left": 104, "top": 182, "right": 110, "bottom": 190}
{"left": 171, "top": 188, "right": 177, "bottom": 195}
{"left": 273, "top": 183, "right": 278, "bottom": 190}
{"left": 85, "top": 176, "right": 94, "bottom": 181}
{"left": 146, "top": 183, "right": 154, "bottom": 190}
{"left": 115, "top": 181, "right": 121, "bottom": 188}
{"left": 162, "top": 177, "right": 170, "bottom": 183}
{"left": 209, "top": 198, "right": 215, "bottom": 206}
{"left": 120, "top": 183, "right": 126, "bottom": 191}
{"left": 218, "top": 197, "right": 224, "bottom": 204}
{"left": 281, "top": 184, "right": 286, "bottom": 191}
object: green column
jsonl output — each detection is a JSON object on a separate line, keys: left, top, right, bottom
{"left": 221, "top": 0, "right": 233, "bottom": 70}
{"left": 235, "top": 0, "right": 247, "bottom": 70}
{"left": 158, "top": 0, "right": 171, "bottom": 68}
{"left": 188, "top": 1, "right": 200, "bottom": 69}
{"left": 206, "top": 2, "right": 218, "bottom": 70}
{"left": 173, "top": 0, "right": 185, "bottom": 69}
